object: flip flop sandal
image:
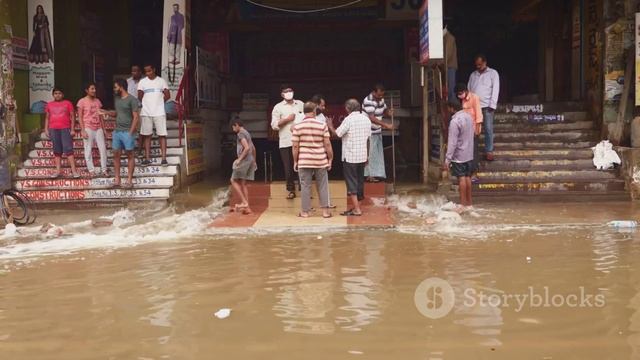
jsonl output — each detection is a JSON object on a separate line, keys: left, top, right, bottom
{"left": 242, "top": 208, "right": 253, "bottom": 215}
{"left": 287, "top": 192, "right": 296, "bottom": 199}
{"left": 49, "top": 172, "right": 60, "bottom": 179}
{"left": 323, "top": 214, "right": 333, "bottom": 219}
{"left": 297, "top": 213, "right": 310, "bottom": 218}
{"left": 340, "top": 209, "right": 362, "bottom": 217}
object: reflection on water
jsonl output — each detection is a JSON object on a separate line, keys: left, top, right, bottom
{"left": 2, "top": 199, "right": 640, "bottom": 358}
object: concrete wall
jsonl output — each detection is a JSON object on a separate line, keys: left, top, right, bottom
{"left": 198, "top": 109, "right": 229, "bottom": 174}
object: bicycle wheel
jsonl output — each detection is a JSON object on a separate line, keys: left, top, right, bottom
{"left": 6, "top": 190, "right": 37, "bottom": 225}
{"left": 1, "top": 193, "right": 27, "bottom": 226}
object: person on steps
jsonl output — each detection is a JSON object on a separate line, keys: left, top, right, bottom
{"left": 45, "top": 87, "right": 80, "bottom": 179}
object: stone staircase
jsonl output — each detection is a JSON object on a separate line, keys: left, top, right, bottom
{"left": 14, "top": 118, "right": 184, "bottom": 204}
{"left": 452, "top": 102, "right": 627, "bottom": 202}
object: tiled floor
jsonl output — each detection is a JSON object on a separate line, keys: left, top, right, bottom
{"left": 209, "top": 181, "right": 393, "bottom": 229}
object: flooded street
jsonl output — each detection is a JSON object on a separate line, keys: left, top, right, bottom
{"left": 1, "top": 187, "right": 640, "bottom": 359}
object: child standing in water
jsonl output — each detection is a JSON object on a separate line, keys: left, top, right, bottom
{"left": 45, "top": 87, "right": 80, "bottom": 178}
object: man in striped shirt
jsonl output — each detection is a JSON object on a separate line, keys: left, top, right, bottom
{"left": 292, "top": 102, "right": 334, "bottom": 218}
{"left": 363, "top": 83, "right": 394, "bottom": 182}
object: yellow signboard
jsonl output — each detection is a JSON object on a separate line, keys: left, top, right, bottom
{"left": 185, "top": 123, "right": 204, "bottom": 175}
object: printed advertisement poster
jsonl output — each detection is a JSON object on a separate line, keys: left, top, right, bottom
{"left": 27, "top": 0, "right": 54, "bottom": 113}
{"left": 161, "top": 0, "right": 188, "bottom": 104}
{"left": 196, "top": 47, "right": 220, "bottom": 109}
{"left": 185, "top": 123, "right": 204, "bottom": 175}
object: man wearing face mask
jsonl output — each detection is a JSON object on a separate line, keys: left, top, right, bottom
{"left": 271, "top": 84, "right": 304, "bottom": 199}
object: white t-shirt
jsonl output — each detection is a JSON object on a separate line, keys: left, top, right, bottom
{"left": 138, "top": 76, "right": 169, "bottom": 117}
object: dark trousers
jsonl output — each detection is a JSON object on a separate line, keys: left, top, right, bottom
{"left": 280, "top": 146, "right": 296, "bottom": 192}
{"left": 343, "top": 161, "right": 365, "bottom": 201}
{"left": 472, "top": 135, "right": 480, "bottom": 174}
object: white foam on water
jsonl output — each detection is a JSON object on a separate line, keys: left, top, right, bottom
{"left": 0, "top": 190, "right": 230, "bottom": 261}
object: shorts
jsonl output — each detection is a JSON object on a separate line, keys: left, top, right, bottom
{"left": 231, "top": 160, "right": 256, "bottom": 181}
{"left": 112, "top": 130, "right": 137, "bottom": 151}
{"left": 343, "top": 161, "right": 365, "bottom": 197}
{"left": 450, "top": 161, "right": 474, "bottom": 178}
{"left": 49, "top": 128, "right": 74, "bottom": 157}
{"left": 140, "top": 115, "right": 167, "bottom": 136}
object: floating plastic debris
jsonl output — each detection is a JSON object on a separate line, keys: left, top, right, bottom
{"left": 607, "top": 221, "right": 638, "bottom": 228}
{"left": 214, "top": 308, "right": 232, "bottom": 319}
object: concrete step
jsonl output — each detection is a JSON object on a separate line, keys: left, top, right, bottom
{"left": 494, "top": 111, "right": 587, "bottom": 124}
{"left": 15, "top": 176, "right": 174, "bottom": 191}
{"left": 41, "top": 129, "right": 180, "bottom": 140}
{"left": 21, "top": 188, "right": 171, "bottom": 203}
{"left": 481, "top": 159, "right": 595, "bottom": 172}
{"left": 22, "top": 157, "right": 181, "bottom": 168}
{"left": 490, "top": 149, "right": 593, "bottom": 160}
{"left": 17, "top": 165, "right": 178, "bottom": 179}
{"left": 452, "top": 179, "right": 626, "bottom": 193}
{"left": 449, "top": 190, "right": 629, "bottom": 203}
{"left": 35, "top": 138, "right": 183, "bottom": 149}
{"left": 497, "top": 102, "right": 586, "bottom": 113}
{"left": 475, "top": 170, "right": 618, "bottom": 182}
{"left": 484, "top": 130, "right": 597, "bottom": 143}
{"left": 29, "top": 147, "right": 184, "bottom": 158}
{"left": 484, "top": 141, "right": 596, "bottom": 150}
{"left": 493, "top": 121, "right": 594, "bottom": 132}
{"left": 71, "top": 119, "right": 180, "bottom": 131}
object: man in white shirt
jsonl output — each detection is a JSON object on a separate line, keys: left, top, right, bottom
{"left": 468, "top": 54, "right": 500, "bottom": 161}
{"left": 334, "top": 99, "right": 371, "bottom": 216}
{"left": 137, "top": 64, "right": 170, "bottom": 167}
{"left": 271, "top": 84, "right": 304, "bottom": 199}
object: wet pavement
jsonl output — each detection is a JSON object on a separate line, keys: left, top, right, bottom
{"left": 1, "top": 182, "right": 640, "bottom": 359}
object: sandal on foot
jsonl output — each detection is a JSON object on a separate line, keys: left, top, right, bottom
{"left": 340, "top": 209, "right": 362, "bottom": 217}
{"left": 297, "top": 212, "right": 310, "bottom": 218}
{"left": 323, "top": 214, "right": 333, "bottom": 219}
{"left": 287, "top": 192, "right": 296, "bottom": 200}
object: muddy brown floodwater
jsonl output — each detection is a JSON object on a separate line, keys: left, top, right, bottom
{"left": 1, "top": 185, "right": 640, "bottom": 359}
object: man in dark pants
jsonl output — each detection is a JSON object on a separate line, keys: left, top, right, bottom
{"left": 271, "top": 84, "right": 304, "bottom": 199}
{"left": 334, "top": 99, "right": 371, "bottom": 216}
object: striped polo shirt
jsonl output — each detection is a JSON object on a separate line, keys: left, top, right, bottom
{"left": 362, "top": 93, "right": 388, "bottom": 134}
{"left": 291, "top": 116, "right": 330, "bottom": 169}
